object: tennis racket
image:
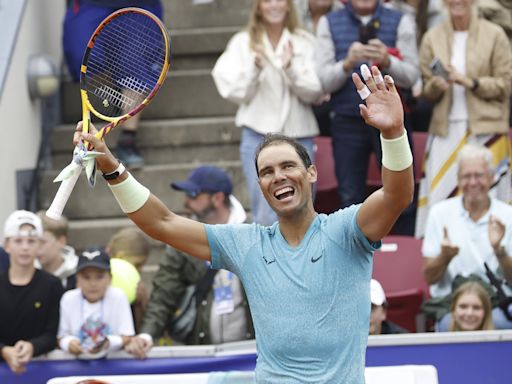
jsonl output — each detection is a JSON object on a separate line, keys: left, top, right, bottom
{"left": 46, "top": 7, "right": 171, "bottom": 220}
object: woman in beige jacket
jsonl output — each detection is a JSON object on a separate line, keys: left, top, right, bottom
{"left": 415, "top": 0, "right": 512, "bottom": 237}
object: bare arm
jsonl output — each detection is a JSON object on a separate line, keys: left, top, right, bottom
{"left": 423, "top": 256, "right": 452, "bottom": 285}
{"left": 423, "top": 227, "right": 459, "bottom": 284}
{"left": 353, "top": 66, "right": 414, "bottom": 242}
{"left": 76, "top": 125, "right": 211, "bottom": 261}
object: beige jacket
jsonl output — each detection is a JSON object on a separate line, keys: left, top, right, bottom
{"left": 419, "top": 13, "right": 512, "bottom": 137}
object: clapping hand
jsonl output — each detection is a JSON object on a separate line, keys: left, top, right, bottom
{"left": 489, "top": 215, "right": 506, "bottom": 253}
{"left": 441, "top": 227, "right": 459, "bottom": 261}
{"left": 282, "top": 40, "right": 294, "bottom": 70}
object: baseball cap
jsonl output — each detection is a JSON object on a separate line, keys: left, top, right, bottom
{"left": 370, "top": 279, "right": 387, "bottom": 306}
{"left": 77, "top": 247, "right": 111, "bottom": 273}
{"left": 3, "top": 210, "right": 43, "bottom": 239}
{"left": 171, "top": 166, "right": 233, "bottom": 197}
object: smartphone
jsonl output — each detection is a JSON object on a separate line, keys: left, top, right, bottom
{"left": 429, "top": 58, "right": 450, "bottom": 80}
{"left": 359, "top": 24, "right": 377, "bottom": 44}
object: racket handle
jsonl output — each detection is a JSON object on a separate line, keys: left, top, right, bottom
{"left": 46, "top": 169, "right": 82, "bottom": 220}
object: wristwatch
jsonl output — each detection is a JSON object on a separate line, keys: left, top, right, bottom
{"left": 102, "top": 162, "right": 126, "bottom": 180}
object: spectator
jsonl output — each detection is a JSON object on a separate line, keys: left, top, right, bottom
{"left": 414, "top": 0, "right": 512, "bottom": 237}
{"left": 106, "top": 227, "right": 151, "bottom": 331}
{"left": 369, "top": 279, "right": 408, "bottom": 335}
{"left": 57, "top": 247, "right": 136, "bottom": 359}
{"left": 35, "top": 211, "right": 78, "bottom": 291}
{"left": 0, "top": 211, "right": 63, "bottom": 374}
{"left": 449, "top": 281, "right": 494, "bottom": 331}
{"left": 314, "top": 0, "right": 419, "bottom": 210}
{"left": 422, "top": 144, "right": 512, "bottom": 330}
{"left": 107, "top": 227, "right": 150, "bottom": 271}
{"left": 74, "top": 65, "right": 414, "bottom": 382}
{"left": 212, "top": 0, "right": 323, "bottom": 225}
{"left": 62, "top": 0, "right": 164, "bottom": 169}
{"left": 125, "top": 166, "right": 254, "bottom": 358}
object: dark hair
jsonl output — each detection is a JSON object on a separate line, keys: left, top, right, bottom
{"left": 254, "top": 133, "right": 312, "bottom": 176}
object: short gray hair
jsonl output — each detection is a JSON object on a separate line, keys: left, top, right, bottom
{"left": 457, "top": 143, "right": 494, "bottom": 174}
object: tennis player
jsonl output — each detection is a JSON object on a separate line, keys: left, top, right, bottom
{"left": 75, "top": 65, "right": 413, "bottom": 383}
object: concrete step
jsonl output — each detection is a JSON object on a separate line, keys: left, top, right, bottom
{"left": 50, "top": 117, "right": 240, "bottom": 169}
{"left": 170, "top": 26, "right": 238, "bottom": 70}
{"left": 164, "top": 0, "right": 251, "bottom": 29}
{"left": 39, "top": 160, "right": 249, "bottom": 220}
{"left": 61, "top": 69, "right": 236, "bottom": 124}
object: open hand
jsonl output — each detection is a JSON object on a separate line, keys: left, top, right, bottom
{"left": 352, "top": 65, "right": 404, "bottom": 138}
{"left": 489, "top": 215, "right": 506, "bottom": 251}
{"left": 282, "top": 40, "right": 294, "bottom": 70}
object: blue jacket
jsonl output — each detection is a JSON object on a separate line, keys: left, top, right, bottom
{"left": 326, "top": 3, "right": 402, "bottom": 117}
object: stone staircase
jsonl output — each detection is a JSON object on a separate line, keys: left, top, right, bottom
{"left": 38, "top": 0, "right": 253, "bottom": 284}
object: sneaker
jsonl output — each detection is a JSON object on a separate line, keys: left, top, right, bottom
{"left": 116, "top": 143, "right": 144, "bottom": 169}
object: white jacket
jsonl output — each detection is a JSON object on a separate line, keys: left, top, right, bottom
{"left": 212, "top": 29, "right": 322, "bottom": 138}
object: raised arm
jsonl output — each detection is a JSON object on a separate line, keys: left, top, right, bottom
{"left": 75, "top": 125, "right": 211, "bottom": 261}
{"left": 353, "top": 65, "right": 414, "bottom": 242}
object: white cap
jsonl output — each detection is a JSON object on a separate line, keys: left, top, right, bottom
{"left": 370, "top": 279, "right": 386, "bottom": 306}
{"left": 3, "top": 210, "right": 43, "bottom": 239}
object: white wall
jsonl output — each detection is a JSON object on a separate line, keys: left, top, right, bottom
{"left": 0, "top": 0, "right": 65, "bottom": 234}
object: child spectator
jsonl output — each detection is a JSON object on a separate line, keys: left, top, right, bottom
{"left": 106, "top": 227, "right": 151, "bottom": 331}
{"left": 449, "top": 281, "right": 494, "bottom": 332}
{"left": 369, "top": 279, "right": 408, "bottom": 335}
{"left": 36, "top": 211, "right": 78, "bottom": 291}
{"left": 0, "top": 210, "right": 63, "bottom": 373}
{"left": 57, "top": 247, "right": 135, "bottom": 359}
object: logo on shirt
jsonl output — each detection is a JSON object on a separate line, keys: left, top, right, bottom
{"left": 311, "top": 254, "right": 323, "bottom": 263}
{"left": 262, "top": 255, "right": 276, "bottom": 265}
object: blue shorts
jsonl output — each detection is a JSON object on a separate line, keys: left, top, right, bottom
{"left": 63, "top": 2, "right": 163, "bottom": 82}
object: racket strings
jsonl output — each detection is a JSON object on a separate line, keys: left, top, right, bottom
{"left": 84, "top": 11, "right": 167, "bottom": 117}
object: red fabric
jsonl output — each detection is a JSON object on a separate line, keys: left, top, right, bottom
{"left": 384, "top": 47, "right": 412, "bottom": 113}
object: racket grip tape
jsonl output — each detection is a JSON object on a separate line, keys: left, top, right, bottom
{"left": 46, "top": 169, "right": 82, "bottom": 220}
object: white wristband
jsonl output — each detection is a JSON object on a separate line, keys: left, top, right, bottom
{"left": 380, "top": 131, "right": 413, "bottom": 171}
{"left": 109, "top": 173, "right": 150, "bottom": 213}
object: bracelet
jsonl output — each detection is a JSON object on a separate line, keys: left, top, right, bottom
{"left": 102, "top": 162, "right": 126, "bottom": 180}
{"left": 109, "top": 173, "right": 150, "bottom": 213}
{"left": 380, "top": 130, "right": 413, "bottom": 171}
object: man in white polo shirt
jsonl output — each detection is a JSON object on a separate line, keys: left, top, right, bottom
{"left": 422, "top": 143, "right": 512, "bottom": 330}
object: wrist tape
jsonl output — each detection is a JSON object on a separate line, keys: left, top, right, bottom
{"left": 109, "top": 173, "right": 150, "bottom": 213}
{"left": 380, "top": 130, "right": 413, "bottom": 171}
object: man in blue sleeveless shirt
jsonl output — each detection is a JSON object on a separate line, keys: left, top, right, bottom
{"left": 314, "top": 0, "right": 419, "bottom": 212}
{"left": 74, "top": 66, "right": 414, "bottom": 383}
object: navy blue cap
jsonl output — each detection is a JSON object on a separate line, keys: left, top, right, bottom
{"left": 77, "top": 247, "right": 111, "bottom": 273}
{"left": 171, "top": 166, "right": 233, "bottom": 197}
